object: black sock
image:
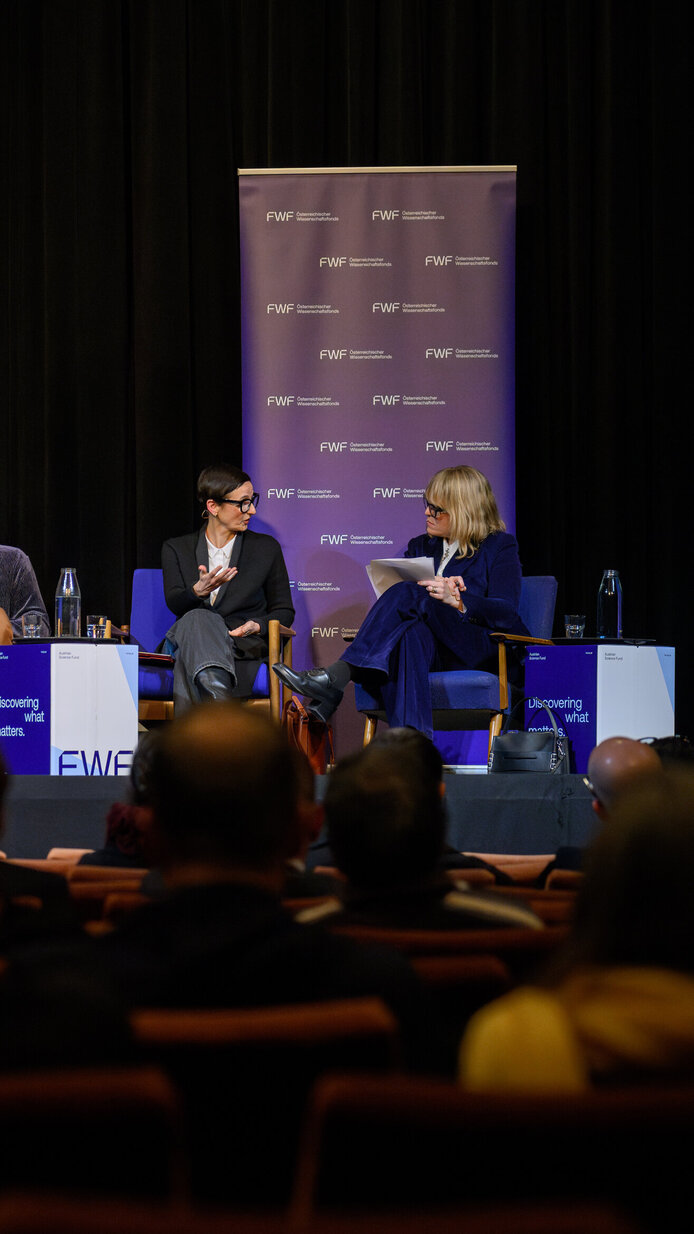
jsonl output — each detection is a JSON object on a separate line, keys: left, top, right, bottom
{"left": 325, "top": 661, "right": 353, "bottom": 691}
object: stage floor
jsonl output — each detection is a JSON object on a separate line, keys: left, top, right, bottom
{"left": 2, "top": 770, "right": 597, "bottom": 861}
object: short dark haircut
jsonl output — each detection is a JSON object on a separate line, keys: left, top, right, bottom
{"left": 147, "top": 702, "right": 298, "bottom": 868}
{"left": 324, "top": 734, "right": 445, "bottom": 888}
{"left": 197, "top": 463, "right": 251, "bottom": 507}
{"left": 129, "top": 730, "right": 160, "bottom": 806}
{"left": 371, "top": 727, "right": 444, "bottom": 789}
{"left": 647, "top": 735, "right": 694, "bottom": 765}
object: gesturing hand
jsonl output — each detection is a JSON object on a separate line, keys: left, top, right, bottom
{"left": 193, "top": 564, "right": 238, "bottom": 598}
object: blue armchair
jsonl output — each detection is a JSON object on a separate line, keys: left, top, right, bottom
{"left": 355, "top": 575, "right": 558, "bottom": 751}
{"left": 129, "top": 568, "right": 294, "bottom": 722}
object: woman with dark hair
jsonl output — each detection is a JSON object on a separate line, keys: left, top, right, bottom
{"left": 274, "top": 465, "right": 527, "bottom": 737}
{"left": 459, "top": 766, "right": 694, "bottom": 1090}
{"left": 162, "top": 463, "right": 294, "bottom": 708}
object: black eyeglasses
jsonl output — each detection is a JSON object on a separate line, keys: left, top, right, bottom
{"left": 220, "top": 492, "right": 260, "bottom": 513}
{"left": 423, "top": 499, "right": 447, "bottom": 518}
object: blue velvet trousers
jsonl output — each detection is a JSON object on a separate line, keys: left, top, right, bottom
{"left": 340, "top": 581, "right": 496, "bottom": 736}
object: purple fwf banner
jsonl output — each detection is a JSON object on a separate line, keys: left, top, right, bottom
{"left": 239, "top": 166, "right": 516, "bottom": 749}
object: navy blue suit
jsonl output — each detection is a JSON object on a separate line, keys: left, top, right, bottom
{"left": 341, "top": 531, "right": 527, "bottom": 736}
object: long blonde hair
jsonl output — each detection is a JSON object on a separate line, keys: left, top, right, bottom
{"left": 425, "top": 466, "right": 505, "bottom": 558}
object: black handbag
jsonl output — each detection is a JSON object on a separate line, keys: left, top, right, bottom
{"left": 488, "top": 698, "right": 571, "bottom": 774}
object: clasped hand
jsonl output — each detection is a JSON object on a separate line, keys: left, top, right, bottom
{"left": 418, "top": 575, "right": 466, "bottom": 610}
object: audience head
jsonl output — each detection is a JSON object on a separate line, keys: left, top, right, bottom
{"left": 646, "top": 734, "right": 694, "bottom": 766}
{"left": 564, "top": 766, "right": 694, "bottom": 977}
{"left": 323, "top": 729, "right": 446, "bottom": 889}
{"left": 586, "top": 736, "right": 662, "bottom": 817}
{"left": 147, "top": 702, "right": 299, "bottom": 875}
{"left": 129, "top": 729, "right": 159, "bottom": 806}
{"left": 99, "top": 732, "right": 162, "bottom": 865}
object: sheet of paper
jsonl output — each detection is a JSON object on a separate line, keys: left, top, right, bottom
{"left": 366, "top": 557, "right": 435, "bottom": 598}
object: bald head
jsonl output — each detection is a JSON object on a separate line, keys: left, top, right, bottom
{"left": 587, "top": 737, "right": 662, "bottom": 814}
{"left": 148, "top": 702, "right": 298, "bottom": 869}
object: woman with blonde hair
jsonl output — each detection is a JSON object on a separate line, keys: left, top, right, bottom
{"left": 459, "top": 765, "right": 694, "bottom": 1090}
{"left": 274, "top": 466, "right": 527, "bottom": 736}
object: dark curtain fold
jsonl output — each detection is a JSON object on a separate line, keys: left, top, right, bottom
{"left": 1, "top": 0, "right": 690, "bottom": 728}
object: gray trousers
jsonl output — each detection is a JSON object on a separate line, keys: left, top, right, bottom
{"left": 165, "top": 608, "right": 238, "bottom": 712}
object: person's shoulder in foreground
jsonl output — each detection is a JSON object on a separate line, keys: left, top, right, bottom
{"left": 299, "top": 880, "right": 543, "bottom": 932}
{"left": 96, "top": 701, "right": 446, "bottom": 1071}
{"left": 0, "top": 746, "right": 132, "bottom": 1071}
{"left": 0, "top": 747, "right": 80, "bottom": 949}
{"left": 301, "top": 729, "right": 543, "bottom": 931}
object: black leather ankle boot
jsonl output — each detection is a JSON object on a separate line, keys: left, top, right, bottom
{"left": 195, "top": 666, "right": 234, "bottom": 701}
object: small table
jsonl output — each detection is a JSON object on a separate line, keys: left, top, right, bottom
{"left": 524, "top": 641, "right": 675, "bottom": 773}
{"left": 0, "top": 641, "right": 138, "bottom": 775}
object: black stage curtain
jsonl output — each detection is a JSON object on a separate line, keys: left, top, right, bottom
{"left": 1, "top": 1, "right": 690, "bottom": 730}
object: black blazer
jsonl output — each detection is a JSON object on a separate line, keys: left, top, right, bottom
{"left": 161, "top": 527, "right": 294, "bottom": 693}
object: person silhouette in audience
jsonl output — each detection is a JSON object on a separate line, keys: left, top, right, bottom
{"left": 282, "top": 747, "right": 343, "bottom": 898}
{"left": 298, "top": 729, "right": 542, "bottom": 931}
{"left": 459, "top": 764, "right": 694, "bottom": 1090}
{"left": 0, "top": 745, "right": 132, "bottom": 1069}
{"left": 78, "top": 731, "right": 160, "bottom": 870}
{"left": 537, "top": 735, "right": 663, "bottom": 885}
{"left": 0, "top": 746, "right": 77, "bottom": 946}
{"left": 97, "top": 702, "right": 439, "bottom": 1068}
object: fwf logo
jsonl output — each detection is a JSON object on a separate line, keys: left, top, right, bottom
{"left": 373, "top": 487, "right": 401, "bottom": 498}
{"left": 266, "top": 211, "right": 294, "bottom": 221}
{"left": 312, "top": 627, "right": 339, "bottom": 637}
{"left": 58, "top": 749, "right": 133, "bottom": 776}
{"left": 319, "top": 348, "right": 347, "bottom": 360}
{"left": 425, "top": 255, "right": 453, "bottom": 265}
{"left": 372, "top": 302, "right": 401, "bottom": 313}
{"left": 319, "top": 257, "right": 347, "bottom": 267}
{"left": 372, "top": 209, "right": 400, "bottom": 220}
{"left": 267, "top": 488, "right": 296, "bottom": 499}
{"left": 320, "top": 534, "right": 348, "bottom": 545}
{"left": 320, "top": 441, "right": 347, "bottom": 452}
{"left": 266, "top": 303, "right": 295, "bottom": 314}
{"left": 426, "top": 441, "right": 454, "bottom": 451}
{"left": 267, "top": 395, "right": 295, "bottom": 406}
{"left": 372, "top": 395, "right": 401, "bottom": 406}
{"left": 425, "top": 348, "right": 453, "bottom": 358}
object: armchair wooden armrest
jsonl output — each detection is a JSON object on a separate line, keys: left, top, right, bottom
{"left": 268, "top": 620, "right": 296, "bottom": 718}
{"left": 489, "top": 633, "right": 555, "bottom": 646}
{"left": 487, "top": 632, "right": 555, "bottom": 716}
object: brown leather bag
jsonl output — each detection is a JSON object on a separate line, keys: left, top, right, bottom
{"left": 281, "top": 694, "right": 335, "bottom": 774}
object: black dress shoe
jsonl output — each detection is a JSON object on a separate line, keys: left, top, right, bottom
{"left": 272, "top": 663, "right": 343, "bottom": 717}
{"left": 195, "top": 666, "right": 235, "bottom": 701}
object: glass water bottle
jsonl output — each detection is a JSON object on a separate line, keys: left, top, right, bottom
{"left": 597, "top": 569, "right": 622, "bottom": 639}
{"left": 54, "top": 567, "right": 82, "bottom": 638}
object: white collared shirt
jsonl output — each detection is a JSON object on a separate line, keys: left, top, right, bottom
{"left": 206, "top": 534, "right": 235, "bottom": 605}
{"left": 436, "top": 539, "right": 460, "bottom": 575}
